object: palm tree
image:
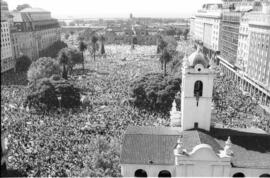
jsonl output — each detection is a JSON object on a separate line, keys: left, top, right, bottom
{"left": 100, "top": 35, "right": 105, "bottom": 55}
{"left": 131, "top": 36, "right": 137, "bottom": 50}
{"left": 58, "top": 49, "right": 70, "bottom": 79}
{"left": 159, "top": 48, "right": 172, "bottom": 76}
{"left": 79, "top": 41, "right": 87, "bottom": 73}
{"left": 157, "top": 38, "right": 167, "bottom": 70}
{"left": 91, "top": 36, "right": 98, "bottom": 61}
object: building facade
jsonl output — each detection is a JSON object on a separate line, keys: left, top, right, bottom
{"left": 220, "top": 11, "right": 241, "bottom": 64}
{"left": 1, "top": 21, "right": 14, "bottom": 73}
{"left": 246, "top": 1, "right": 270, "bottom": 90}
{"left": 194, "top": 4, "right": 222, "bottom": 58}
{"left": 11, "top": 8, "right": 60, "bottom": 61}
{"left": 236, "top": 13, "right": 250, "bottom": 71}
{"left": 189, "top": 16, "right": 195, "bottom": 40}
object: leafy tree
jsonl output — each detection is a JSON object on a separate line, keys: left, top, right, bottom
{"left": 15, "top": 55, "right": 32, "bottom": 72}
{"left": 91, "top": 36, "right": 99, "bottom": 61}
{"left": 70, "top": 31, "right": 75, "bottom": 35}
{"left": 27, "top": 57, "right": 61, "bottom": 82}
{"left": 129, "top": 73, "right": 181, "bottom": 113}
{"left": 100, "top": 35, "right": 106, "bottom": 55}
{"left": 160, "top": 48, "right": 173, "bottom": 75}
{"left": 157, "top": 37, "right": 167, "bottom": 55}
{"left": 16, "top": 4, "right": 31, "bottom": 11}
{"left": 183, "top": 29, "right": 189, "bottom": 40}
{"left": 39, "top": 41, "right": 67, "bottom": 58}
{"left": 25, "top": 78, "right": 59, "bottom": 111}
{"left": 176, "top": 29, "right": 183, "bottom": 36}
{"left": 64, "top": 33, "right": 70, "bottom": 40}
{"left": 52, "top": 79, "right": 81, "bottom": 108}
{"left": 79, "top": 41, "right": 87, "bottom": 72}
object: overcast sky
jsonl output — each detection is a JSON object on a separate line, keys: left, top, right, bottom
{"left": 7, "top": 0, "right": 222, "bottom": 19}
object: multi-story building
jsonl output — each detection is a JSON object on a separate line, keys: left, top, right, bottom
{"left": 189, "top": 16, "right": 195, "bottom": 40}
{"left": 1, "top": 0, "right": 15, "bottom": 73}
{"left": 11, "top": 8, "right": 60, "bottom": 61}
{"left": 1, "top": 21, "right": 14, "bottom": 73}
{"left": 246, "top": 1, "right": 270, "bottom": 90}
{"left": 194, "top": 3, "right": 223, "bottom": 58}
{"left": 220, "top": 11, "right": 242, "bottom": 64}
{"left": 236, "top": 13, "right": 250, "bottom": 71}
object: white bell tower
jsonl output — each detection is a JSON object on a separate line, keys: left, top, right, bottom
{"left": 181, "top": 50, "right": 215, "bottom": 131}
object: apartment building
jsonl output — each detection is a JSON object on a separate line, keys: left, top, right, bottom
{"left": 194, "top": 3, "right": 223, "bottom": 58}
{"left": 11, "top": 8, "right": 60, "bottom": 61}
{"left": 1, "top": 21, "right": 14, "bottom": 73}
{"left": 236, "top": 13, "right": 250, "bottom": 71}
{"left": 246, "top": 1, "right": 270, "bottom": 90}
{"left": 1, "top": 0, "right": 15, "bottom": 73}
{"left": 189, "top": 16, "right": 195, "bottom": 40}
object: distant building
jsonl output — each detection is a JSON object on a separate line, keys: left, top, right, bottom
{"left": 220, "top": 11, "right": 242, "bottom": 64}
{"left": 189, "top": 17, "right": 195, "bottom": 40}
{"left": 1, "top": 20, "right": 14, "bottom": 73}
{"left": 11, "top": 7, "right": 60, "bottom": 60}
{"left": 194, "top": 3, "right": 222, "bottom": 58}
{"left": 246, "top": 0, "right": 270, "bottom": 90}
{"left": 236, "top": 12, "right": 250, "bottom": 71}
{"left": 1, "top": 0, "right": 14, "bottom": 73}
{"left": 120, "top": 48, "right": 270, "bottom": 177}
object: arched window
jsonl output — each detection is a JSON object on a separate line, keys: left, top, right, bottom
{"left": 194, "top": 81, "right": 203, "bottom": 97}
{"left": 260, "top": 174, "right": 270, "bottom": 178}
{"left": 135, "top": 169, "right": 147, "bottom": 177}
{"left": 233, "top": 172, "right": 245, "bottom": 177}
{"left": 158, "top": 170, "right": 171, "bottom": 177}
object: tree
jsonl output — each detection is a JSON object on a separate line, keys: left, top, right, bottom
{"left": 176, "top": 29, "right": 183, "bottom": 36}
{"left": 91, "top": 36, "right": 98, "bottom": 61}
{"left": 39, "top": 41, "right": 67, "bottom": 58}
{"left": 64, "top": 33, "right": 70, "bottom": 40}
{"left": 24, "top": 78, "right": 59, "bottom": 111}
{"left": 70, "top": 31, "right": 75, "bottom": 36}
{"left": 100, "top": 35, "right": 106, "bottom": 55}
{"left": 129, "top": 73, "right": 182, "bottom": 113}
{"left": 183, "top": 29, "right": 189, "bottom": 40}
{"left": 79, "top": 41, "right": 87, "bottom": 72}
{"left": 16, "top": 4, "right": 31, "bottom": 11}
{"left": 27, "top": 57, "right": 61, "bottom": 82}
{"left": 159, "top": 48, "right": 172, "bottom": 75}
{"left": 15, "top": 55, "right": 32, "bottom": 72}
{"left": 57, "top": 49, "right": 71, "bottom": 79}
{"left": 131, "top": 36, "right": 137, "bottom": 50}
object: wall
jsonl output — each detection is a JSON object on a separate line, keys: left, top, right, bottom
{"left": 231, "top": 167, "right": 270, "bottom": 177}
{"left": 121, "top": 164, "right": 175, "bottom": 177}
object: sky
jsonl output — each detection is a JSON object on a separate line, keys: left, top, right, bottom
{"left": 6, "top": 0, "right": 221, "bottom": 19}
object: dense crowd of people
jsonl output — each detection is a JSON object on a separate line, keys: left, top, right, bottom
{"left": 1, "top": 43, "right": 269, "bottom": 176}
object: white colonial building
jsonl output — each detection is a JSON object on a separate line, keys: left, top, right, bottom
{"left": 120, "top": 48, "right": 270, "bottom": 177}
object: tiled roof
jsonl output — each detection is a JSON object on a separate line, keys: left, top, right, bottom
{"left": 121, "top": 126, "right": 270, "bottom": 168}
{"left": 210, "top": 128, "right": 270, "bottom": 169}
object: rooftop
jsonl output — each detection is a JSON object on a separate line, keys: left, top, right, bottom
{"left": 121, "top": 126, "right": 270, "bottom": 168}
{"left": 20, "top": 8, "right": 49, "bottom": 13}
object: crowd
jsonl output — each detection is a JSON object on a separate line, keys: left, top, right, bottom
{"left": 1, "top": 43, "right": 269, "bottom": 176}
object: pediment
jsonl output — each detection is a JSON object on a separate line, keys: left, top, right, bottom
{"left": 189, "top": 144, "right": 220, "bottom": 161}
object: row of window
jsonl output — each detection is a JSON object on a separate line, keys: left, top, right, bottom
{"left": 134, "top": 169, "right": 171, "bottom": 177}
